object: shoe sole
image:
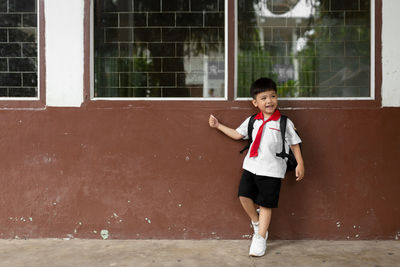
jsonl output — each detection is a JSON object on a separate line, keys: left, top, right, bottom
{"left": 249, "top": 252, "right": 265, "bottom": 257}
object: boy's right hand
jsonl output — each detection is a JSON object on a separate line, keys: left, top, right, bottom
{"left": 209, "top": 115, "right": 219, "bottom": 128}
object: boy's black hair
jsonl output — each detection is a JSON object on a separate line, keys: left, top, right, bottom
{"left": 250, "top": 77, "right": 277, "bottom": 99}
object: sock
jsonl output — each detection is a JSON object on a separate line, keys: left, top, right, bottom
{"left": 252, "top": 221, "right": 259, "bottom": 235}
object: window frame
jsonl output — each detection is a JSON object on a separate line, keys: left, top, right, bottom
{"left": 84, "top": 0, "right": 381, "bottom": 108}
{"left": 235, "top": 0, "right": 376, "bottom": 102}
{"left": 0, "top": 0, "right": 44, "bottom": 109}
{"left": 89, "top": 0, "right": 229, "bottom": 101}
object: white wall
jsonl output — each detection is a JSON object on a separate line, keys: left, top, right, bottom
{"left": 45, "top": 0, "right": 84, "bottom": 107}
{"left": 382, "top": 0, "right": 400, "bottom": 107}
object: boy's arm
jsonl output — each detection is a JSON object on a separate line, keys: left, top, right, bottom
{"left": 209, "top": 115, "right": 244, "bottom": 140}
{"left": 290, "top": 144, "right": 305, "bottom": 181}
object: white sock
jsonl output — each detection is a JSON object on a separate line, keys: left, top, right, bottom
{"left": 251, "top": 221, "right": 259, "bottom": 235}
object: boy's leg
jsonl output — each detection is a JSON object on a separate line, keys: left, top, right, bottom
{"left": 239, "top": 196, "right": 259, "bottom": 223}
{"left": 253, "top": 175, "right": 280, "bottom": 238}
{"left": 258, "top": 206, "right": 272, "bottom": 238}
{"left": 248, "top": 205, "right": 270, "bottom": 257}
{"left": 238, "top": 171, "right": 259, "bottom": 223}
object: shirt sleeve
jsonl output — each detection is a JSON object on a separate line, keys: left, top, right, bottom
{"left": 235, "top": 117, "right": 251, "bottom": 140}
{"left": 285, "top": 118, "right": 302, "bottom": 145}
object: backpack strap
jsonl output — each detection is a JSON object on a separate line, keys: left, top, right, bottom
{"left": 240, "top": 114, "right": 257, "bottom": 154}
{"left": 276, "top": 115, "right": 289, "bottom": 159}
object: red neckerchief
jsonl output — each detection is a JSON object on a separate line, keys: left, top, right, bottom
{"left": 249, "top": 109, "right": 281, "bottom": 158}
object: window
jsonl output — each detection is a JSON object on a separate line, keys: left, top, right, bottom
{"left": 93, "top": 0, "right": 226, "bottom": 99}
{"left": 0, "top": 0, "right": 38, "bottom": 98}
{"left": 236, "top": 0, "right": 372, "bottom": 99}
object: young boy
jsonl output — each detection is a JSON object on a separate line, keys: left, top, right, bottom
{"left": 208, "top": 77, "right": 304, "bottom": 257}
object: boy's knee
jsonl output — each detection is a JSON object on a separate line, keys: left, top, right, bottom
{"left": 239, "top": 196, "right": 248, "bottom": 203}
{"left": 259, "top": 206, "right": 272, "bottom": 213}
{"left": 239, "top": 196, "right": 251, "bottom": 203}
{"left": 239, "top": 196, "right": 247, "bottom": 201}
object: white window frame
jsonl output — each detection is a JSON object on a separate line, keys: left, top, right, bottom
{"left": 234, "top": 0, "right": 375, "bottom": 101}
{"left": 90, "top": 0, "right": 228, "bottom": 101}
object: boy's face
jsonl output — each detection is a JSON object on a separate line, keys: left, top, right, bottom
{"left": 252, "top": 90, "right": 278, "bottom": 117}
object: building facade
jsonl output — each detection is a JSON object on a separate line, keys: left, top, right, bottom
{"left": 0, "top": 0, "right": 399, "bottom": 239}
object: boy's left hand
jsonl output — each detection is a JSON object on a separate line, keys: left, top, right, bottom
{"left": 295, "top": 164, "right": 305, "bottom": 181}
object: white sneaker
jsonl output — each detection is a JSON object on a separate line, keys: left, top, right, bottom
{"left": 249, "top": 233, "right": 268, "bottom": 257}
{"left": 251, "top": 221, "right": 259, "bottom": 235}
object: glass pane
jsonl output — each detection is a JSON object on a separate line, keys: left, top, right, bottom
{"left": 237, "top": 0, "right": 370, "bottom": 98}
{"left": 0, "top": 0, "right": 38, "bottom": 98}
{"left": 94, "top": 0, "right": 225, "bottom": 98}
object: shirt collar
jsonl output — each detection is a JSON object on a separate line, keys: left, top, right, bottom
{"left": 254, "top": 109, "right": 281, "bottom": 121}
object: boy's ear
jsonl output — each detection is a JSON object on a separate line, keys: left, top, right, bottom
{"left": 252, "top": 99, "right": 258, "bottom": 107}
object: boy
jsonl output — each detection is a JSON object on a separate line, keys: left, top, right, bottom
{"left": 208, "top": 77, "right": 304, "bottom": 257}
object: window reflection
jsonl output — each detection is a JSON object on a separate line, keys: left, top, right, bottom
{"left": 94, "top": 0, "right": 225, "bottom": 98}
{"left": 0, "top": 0, "right": 38, "bottom": 97}
{"left": 237, "top": 0, "right": 370, "bottom": 98}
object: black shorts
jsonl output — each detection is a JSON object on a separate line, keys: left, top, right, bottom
{"left": 238, "top": 170, "right": 282, "bottom": 208}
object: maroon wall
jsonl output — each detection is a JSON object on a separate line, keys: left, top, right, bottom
{"left": 0, "top": 102, "right": 398, "bottom": 240}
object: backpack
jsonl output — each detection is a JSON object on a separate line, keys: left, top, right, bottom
{"left": 239, "top": 114, "right": 300, "bottom": 171}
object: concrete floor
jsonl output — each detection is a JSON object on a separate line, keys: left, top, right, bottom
{"left": 0, "top": 239, "right": 398, "bottom": 267}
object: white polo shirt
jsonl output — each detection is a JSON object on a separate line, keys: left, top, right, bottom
{"left": 236, "top": 113, "right": 301, "bottom": 178}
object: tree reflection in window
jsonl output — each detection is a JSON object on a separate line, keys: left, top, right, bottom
{"left": 237, "top": 0, "right": 371, "bottom": 98}
{"left": 94, "top": 0, "right": 225, "bottom": 98}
